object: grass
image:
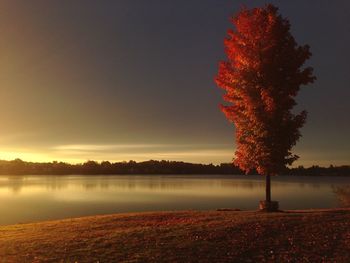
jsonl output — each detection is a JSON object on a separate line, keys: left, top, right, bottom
{"left": 0, "top": 209, "right": 350, "bottom": 262}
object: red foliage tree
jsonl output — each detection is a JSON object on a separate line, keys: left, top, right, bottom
{"left": 216, "top": 4, "right": 315, "bottom": 207}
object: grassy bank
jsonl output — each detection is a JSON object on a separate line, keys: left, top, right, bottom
{"left": 1, "top": 209, "right": 350, "bottom": 262}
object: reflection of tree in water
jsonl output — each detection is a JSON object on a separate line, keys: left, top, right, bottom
{"left": 4, "top": 176, "right": 25, "bottom": 194}
{"left": 333, "top": 185, "right": 350, "bottom": 207}
{"left": 220, "top": 180, "right": 264, "bottom": 190}
{"left": 0, "top": 175, "right": 340, "bottom": 194}
{"left": 0, "top": 176, "right": 70, "bottom": 193}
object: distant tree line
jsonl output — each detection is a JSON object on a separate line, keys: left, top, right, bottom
{"left": 0, "top": 159, "right": 349, "bottom": 176}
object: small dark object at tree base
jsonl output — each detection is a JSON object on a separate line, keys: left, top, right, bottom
{"left": 259, "top": 201, "right": 279, "bottom": 212}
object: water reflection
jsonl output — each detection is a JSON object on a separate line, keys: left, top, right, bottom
{"left": 0, "top": 175, "right": 349, "bottom": 225}
{"left": 0, "top": 175, "right": 267, "bottom": 193}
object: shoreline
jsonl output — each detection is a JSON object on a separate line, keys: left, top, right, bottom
{"left": 0, "top": 159, "right": 349, "bottom": 177}
{"left": 1, "top": 208, "right": 349, "bottom": 262}
{"left": 2, "top": 173, "right": 350, "bottom": 177}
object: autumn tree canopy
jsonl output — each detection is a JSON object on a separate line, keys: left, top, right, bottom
{"left": 216, "top": 4, "right": 315, "bottom": 176}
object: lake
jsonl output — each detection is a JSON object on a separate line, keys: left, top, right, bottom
{"left": 0, "top": 174, "right": 349, "bottom": 225}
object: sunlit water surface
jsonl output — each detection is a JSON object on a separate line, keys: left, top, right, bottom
{"left": 0, "top": 174, "right": 349, "bottom": 225}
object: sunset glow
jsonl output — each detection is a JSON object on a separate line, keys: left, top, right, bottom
{"left": 0, "top": 1, "right": 348, "bottom": 166}
{"left": 0, "top": 2, "right": 350, "bottom": 262}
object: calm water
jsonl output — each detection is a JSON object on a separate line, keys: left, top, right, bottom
{"left": 0, "top": 174, "right": 349, "bottom": 225}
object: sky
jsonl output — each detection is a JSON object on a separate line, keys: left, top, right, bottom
{"left": 0, "top": 0, "right": 349, "bottom": 166}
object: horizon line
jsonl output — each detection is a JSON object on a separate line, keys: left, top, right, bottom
{"left": 1, "top": 158, "right": 349, "bottom": 169}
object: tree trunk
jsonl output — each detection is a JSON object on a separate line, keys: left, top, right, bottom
{"left": 265, "top": 174, "right": 271, "bottom": 202}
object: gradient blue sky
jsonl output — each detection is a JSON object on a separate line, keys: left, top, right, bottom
{"left": 0, "top": 0, "right": 349, "bottom": 166}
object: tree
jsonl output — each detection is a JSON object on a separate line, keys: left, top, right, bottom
{"left": 215, "top": 4, "right": 315, "bottom": 210}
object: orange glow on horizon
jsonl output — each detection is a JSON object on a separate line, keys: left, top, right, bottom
{"left": 0, "top": 146, "right": 347, "bottom": 167}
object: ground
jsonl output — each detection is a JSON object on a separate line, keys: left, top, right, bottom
{"left": 0, "top": 209, "right": 350, "bottom": 262}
